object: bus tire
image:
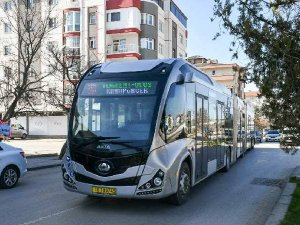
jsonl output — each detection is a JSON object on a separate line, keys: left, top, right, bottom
{"left": 168, "top": 162, "right": 191, "bottom": 205}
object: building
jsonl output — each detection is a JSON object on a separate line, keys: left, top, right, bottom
{"left": 0, "top": 0, "right": 188, "bottom": 116}
{"left": 244, "top": 91, "right": 264, "bottom": 109}
{"left": 187, "top": 56, "right": 246, "bottom": 99}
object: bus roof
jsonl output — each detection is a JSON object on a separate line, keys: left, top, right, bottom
{"left": 99, "top": 59, "right": 176, "bottom": 73}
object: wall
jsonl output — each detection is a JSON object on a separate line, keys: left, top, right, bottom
{"left": 11, "top": 116, "right": 68, "bottom": 137}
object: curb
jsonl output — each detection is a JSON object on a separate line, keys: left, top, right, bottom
{"left": 264, "top": 166, "right": 300, "bottom": 225}
{"left": 26, "top": 153, "right": 59, "bottom": 159}
{"left": 28, "top": 163, "right": 61, "bottom": 171}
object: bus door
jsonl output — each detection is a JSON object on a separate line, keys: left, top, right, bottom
{"left": 195, "top": 94, "right": 208, "bottom": 180}
{"left": 217, "top": 102, "right": 225, "bottom": 168}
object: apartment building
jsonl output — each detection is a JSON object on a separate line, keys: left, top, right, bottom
{"left": 187, "top": 56, "right": 246, "bottom": 99}
{"left": 245, "top": 91, "right": 264, "bottom": 109}
{"left": 0, "top": 0, "right": 188, "bottom": 115}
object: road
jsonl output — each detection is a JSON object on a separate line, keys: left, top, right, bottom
{"left": 1, "top": 143, "right": 299, "bottom": 225}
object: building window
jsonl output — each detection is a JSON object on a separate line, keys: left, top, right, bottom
{"left": 48, "top": 18, "right": 57, "bottom": 28}
{"left": 170, "top": 1, "right": 187, "bottom": 28}
{"left": 4, "top": 46, "right": 11, "bottom": 55}
{"left": 26, "top": 0, "right": 33, "bottom": 8}
{"left": 158, "top": 43, "right": 163, "bottom": 55}
{"left": 65, "top": 36, "right": 80, "bottom": 48}
{"left": 47, "top": 41, "right": 57, "bottom": 51}
{"left": 179, "top": 33, "right": 183, "bottom": 44}
{"left": 48, "top": 0, "right": 57, "bottom": 5}
{"left": 89, "top": 37, "right": 96, "bottom": 49}
{"left": 26, "top": 20, "right": 33, "bottom": 32}
{"left": 159, "top": 20, "right": 163, "bottom": 32}
{"left": 4, "top": 23, "right": 11, "bottom": 33}
{"left": 108, "top": 39, "right": 126, "bottom": 53}
{"left": 172, "top": 48, "right": 176, "bottom": 58}
{"left": 89, "top": 61, "right": 96, "bottom": 66}
{"left": 141, "top": 13, "right": 155, "bottom": 26}
{"left": 4, "top": 1, "right": 12, "bottom": 11}
{"left": 28, "top": 68, "right": 35, "bottom": 77}
{"left": 65, "top": 11, "right": 80, "bottom": 32}
{"left": 107, "top": 12, "right": 121, "bottom": 22}
{"left": 141, "top": 38, "right": 155, "bottom": 50}
{"left": 150, "top": 0, "right": 164, "bottom": 9}
{"left": 4, "top": 67, "right": 12, "bottom": 77}
{"left": 89, "top": 12, "right": 96, "bottom": 24}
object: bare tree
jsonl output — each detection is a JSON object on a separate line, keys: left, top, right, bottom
{"left": 0, "top": 0, "right": 57, "bottom": 120}
{"left": 44, "top": 44, "right": 92, "bottom": 112}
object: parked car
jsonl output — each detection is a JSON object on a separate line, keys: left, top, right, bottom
{"left": 263, "top": 128, "right": 270, "bottom": 137}
{"left": 0, "top": 142, "right": 27, "bottom": 188}
{"left": 280, "top": 129, "right": 299, "bottom": 146}
{"left": 250, "top": 130, "right": 262, "bottom": 143}
{"left": 265, "top": 130, "right": 281, "bottom": 142}
{"left": 0, "top": 123, "right": 10, "bottom": 141}
{"left": 10, "top": 124, "right": 27, "bottom": 139}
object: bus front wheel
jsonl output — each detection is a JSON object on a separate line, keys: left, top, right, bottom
{"left": 168, "top": 162, "right": 191, "bottom": 205}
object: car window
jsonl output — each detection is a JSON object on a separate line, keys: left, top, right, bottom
{"left": 267, "top": 130, "right": 279, "bottom": 134}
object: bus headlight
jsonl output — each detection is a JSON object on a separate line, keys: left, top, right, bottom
{"left": 153, "top": 177, "right": 163, "bottom": 186}
{"left": 138, "top": 169, "right": 165, "bottom": 190}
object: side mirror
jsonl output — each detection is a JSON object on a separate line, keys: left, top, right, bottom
{"left": 176, "top": 74, "right": 185, "bottom": 85}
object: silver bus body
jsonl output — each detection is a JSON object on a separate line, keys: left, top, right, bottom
{"left": 62, "top": 59, "right": 255, "bottom": 201}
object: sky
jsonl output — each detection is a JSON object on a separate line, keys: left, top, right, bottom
{"left": 174, "top": 0, "right": 258, "bottom": 91}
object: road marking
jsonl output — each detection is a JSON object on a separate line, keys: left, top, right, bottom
{"left": 256, "top": 159, "right": 268, "bottom": 164}
{"left": 17, "top": 207, "right": 78, "bottom": 225}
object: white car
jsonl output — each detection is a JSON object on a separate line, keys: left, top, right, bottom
{"left": 265, "top": 130, "right": 281, "bottom": 142}
{"left": 0, "top": 142, "right": 27, "bottom": 188}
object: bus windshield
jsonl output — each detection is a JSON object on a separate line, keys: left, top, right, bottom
{"left": 71, "top": 80, "right": 159, "bottom": 142}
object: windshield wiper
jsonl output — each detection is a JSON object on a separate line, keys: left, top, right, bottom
{"left": 73, "top": 136, "right": 120, "bottom": 148}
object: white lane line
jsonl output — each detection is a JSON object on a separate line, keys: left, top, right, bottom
{"left": 17, "top": 206, "right": 78, "bottom": 225}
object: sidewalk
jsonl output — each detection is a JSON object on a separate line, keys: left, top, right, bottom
{"left": 27, "top": 156, "right": 62, "bottom": 171}
{"left": 265, "top": 166, "right": 300, "bottom": 225}
{"left": 4, "top": 138, "right": 65, "bottom": 171}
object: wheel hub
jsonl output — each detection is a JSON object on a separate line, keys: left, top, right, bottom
{"left": 4, "top": 169, "right": 17, "bottom": 187}
{"left": 179, "top": 172, "right": 190, "bottom": 195}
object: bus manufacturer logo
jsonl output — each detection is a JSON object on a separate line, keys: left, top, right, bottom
{"left": 98, "top": 162, "right": 111, "bottom": 173}
{"left": 96, "top": 143, "right": 111, "bottom": 151}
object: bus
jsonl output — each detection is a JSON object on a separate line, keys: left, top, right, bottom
{"left": 62, "top": 59, "right": 255, "bottom": 205}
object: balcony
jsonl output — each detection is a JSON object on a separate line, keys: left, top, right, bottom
{"left": 106, "top": 44, "right": 141, "bottom": 60}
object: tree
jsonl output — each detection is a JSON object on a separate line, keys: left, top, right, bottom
{"left": 213, "top": 0, "right": 300, "bottom": 147}
{"left": 254, "top": 108, "right": 270, "bottom": 131}
{"left": 0, "top": 0, "right": 57, "bottom": 121}
{"left": 44, "top": 45, "right": 103, "bottom": 112}
{"left": 44, "top": 45, "right": 88, "bottom": 112}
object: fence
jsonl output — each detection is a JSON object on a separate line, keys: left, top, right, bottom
{"left": 11, "top": 116, "right": 68, "bottom": 137}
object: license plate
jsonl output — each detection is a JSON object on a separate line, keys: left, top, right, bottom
{"left": 92, "top": 186, "right": 117, "bottom": 195}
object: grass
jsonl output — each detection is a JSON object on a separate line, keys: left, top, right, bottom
{"left": 280, "top": 177, "right": 300, "bottom": 225}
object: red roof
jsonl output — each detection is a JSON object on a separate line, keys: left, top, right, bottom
{"left": 245, "top": 91, "right": 260, "bottom": 97}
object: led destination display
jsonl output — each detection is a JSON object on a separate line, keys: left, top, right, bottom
{"left": 82, "top": 81, "right": 158, "bottom": 96}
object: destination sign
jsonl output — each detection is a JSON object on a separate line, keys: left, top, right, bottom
{"left": 81, "top": 81, "right": 158, "bottom": 96}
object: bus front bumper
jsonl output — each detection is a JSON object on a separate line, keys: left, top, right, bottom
{"left": 63, "top": 178, "right": 173, "bottom": 200}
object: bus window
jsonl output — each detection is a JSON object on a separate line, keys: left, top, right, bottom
{"left": 160, "top": 83, "right": 186, "bottom": 143}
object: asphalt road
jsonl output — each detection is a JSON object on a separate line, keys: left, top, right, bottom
{"left": 1, "top": 143, "right": 300, "bottom": 225}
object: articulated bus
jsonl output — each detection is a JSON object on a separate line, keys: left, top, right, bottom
{"left": 62, "top": 59, "right": 255, "bottom": 205}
